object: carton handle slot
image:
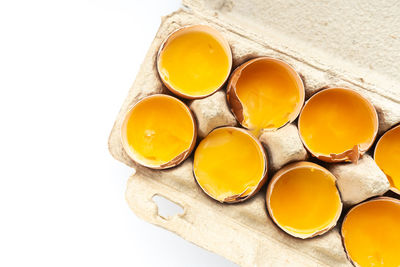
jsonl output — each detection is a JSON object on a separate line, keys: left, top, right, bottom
{"left": 152, "top": 194, "right": 184, "bottom": 220}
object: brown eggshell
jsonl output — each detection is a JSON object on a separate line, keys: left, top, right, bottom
{"left": 193, "top": 126, "right": 268, "bottom": 203}
{"left": 226, "top": 57, "right": 305, "bottom": 130}
{"left": 266, "top": 161, "right": 343, "bottom": 239}
{"left": 120, "top": 94, "right": 197, "bottom": 169}
{"left": 298, "top": 88, "right": 379, "bottom": 163}
{"left": 156, "top": 25, "right": 232, "bottom": 99}
{"left": 341, "top": 197, "right": 400, "bottom": 267}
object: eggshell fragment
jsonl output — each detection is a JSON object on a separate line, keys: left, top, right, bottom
{"left": 259, "top": 123, "right": 308, "bottom": 172}
{"left": 189, "top": 91, "right": 237, "bottom": 138}
{"left": 327, "top": 155, "right": 390, "bottom": 206}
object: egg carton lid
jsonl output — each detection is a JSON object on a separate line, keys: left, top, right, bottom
{"left": 108, "top": 0, "right": 400, "bottom": 266}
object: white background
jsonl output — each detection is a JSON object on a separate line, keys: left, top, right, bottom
{"left": 0, "top": 1, "right": 237, "bottom": 266}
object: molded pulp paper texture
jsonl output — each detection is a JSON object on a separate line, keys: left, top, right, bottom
{"left": 109, "top": 1, "right": 400, "bottom": 266}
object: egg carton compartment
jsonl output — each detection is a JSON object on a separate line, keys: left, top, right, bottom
{"left": 108, "top": 1, "right": 400, "bottom": 266}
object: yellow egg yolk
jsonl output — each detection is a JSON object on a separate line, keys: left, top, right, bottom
{"left": 158, "top": 30, "right": 230, "bottom": 98}
{"left": 375, "top": 125, "right": 400, "bottom": 192}
{"left": 193, "top": 127, "right": 265, "bottom": 202}
{"left": 342, "top": 198, "right": 400, "bottom": 267}
{"left": 124, "top": 95, "right": 195, "bottom": 167}
{"left": 299, "top": 88, "right": 376, "bottom": 157}
{"left": 235, "top": 59, "right": 302, "bottom": 131}
{"left": 268, "top": 166, "right": 341, "bottom": 237}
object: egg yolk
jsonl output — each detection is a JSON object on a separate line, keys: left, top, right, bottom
{"left": 268, "top": 165, "right": 342, "bottom": 237}
{"left": 158, "top": 29, "right": 230, "bottom": 98}
{"left": 124, "top": 95, "right": 195, "bottom": 167}
{"left": 342, "top": 198, "right": 400, "bottom": 267}
{"left": 193, "top": 127, "right": 265, "bottom": 202}
{"left": 235, "top": 59, "right": 303, "bottom": 132}
{"left": 299, "top": 88, "right": 376, "bottom": 158}
{"left": 375, "top": 125, "right": 400, "bottom": 192}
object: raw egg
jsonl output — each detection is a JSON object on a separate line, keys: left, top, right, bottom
{"left": 341, "top": 197, "right": 400, "bottom": 267}
{"left": 193, "top": 126, "right": 267, "bottom": 203}
{"left": 298, "top": 88, "right": 378, "bottom": 163}
{"left": 157, "top": 25, "right": 232, "bottom": 99}
{"left": 121, "top": 94, "right": 197, "bottom": 169}
{"left": 374, "top": 125, "right": 400, "bottom": 194}
{"left": 266, "top": 161, "right": 342, "bottom": 239}
{"left": 227, "top": 57, "right": 304, "bottom": 134}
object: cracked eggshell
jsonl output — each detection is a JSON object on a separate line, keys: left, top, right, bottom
{"left": 156, "top": 25, "right": 232, "bottom": 99}
{"left": 328, "top": 155, "right": 390, "bottom": 206}
{"left": 120, "top": 94, "right": 197, "bottom": 170}
{"left": 193, "top": 126, "right": 268, "bottom": 203}
{"left": 259, "top": 123, "right": 308, "bottom": 172}
{"left": 189, "top": 91, "right": 237, "bottom": 138}
{"left": 226, "top": 57, "right": 305, "bottom": 130}
{"left": 266, "top": 161, "right": 343, "bottom": 239}
{"left": 298, "top": 88, "right": 379, "bottom": 163}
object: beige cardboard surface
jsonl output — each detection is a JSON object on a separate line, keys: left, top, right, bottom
{"left": 109, "top": 1, "right": 400, "bottom": 266}
{"left": 126, "top": 160, "right": 350, "bottom": 267}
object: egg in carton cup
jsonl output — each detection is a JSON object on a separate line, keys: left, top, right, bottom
{"left": 108, "top": 0, "right": 400, "bottom": 266}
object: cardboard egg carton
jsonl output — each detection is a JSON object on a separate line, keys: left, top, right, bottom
{"left": 108, "top": 0, "right": 400, "bottom": 266}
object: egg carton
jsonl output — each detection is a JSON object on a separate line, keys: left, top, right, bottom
{"left": 108, "top": 0, "right": 400, "bottom": 266}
